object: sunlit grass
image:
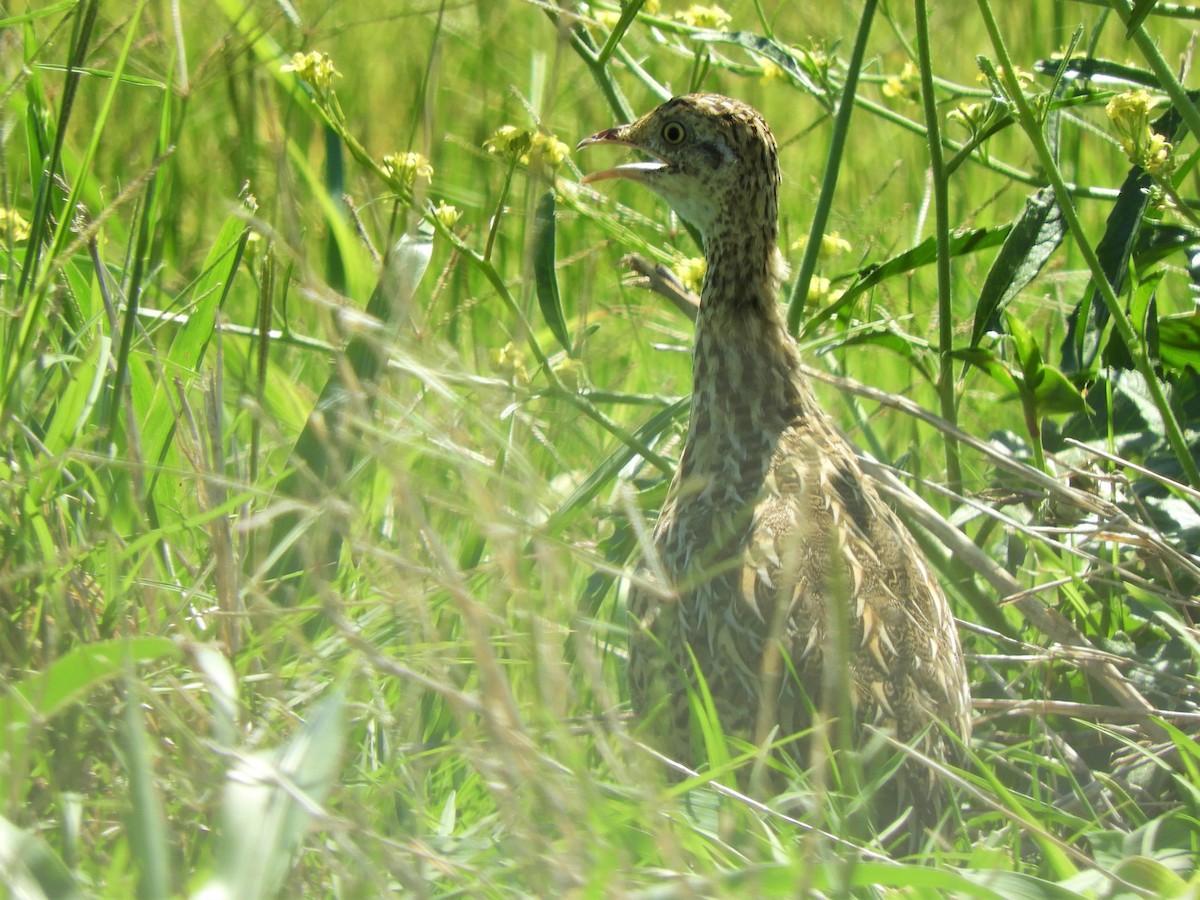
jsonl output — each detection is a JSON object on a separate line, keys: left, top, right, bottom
{"left": 2, "top": 0, "right": 1199, "bottom": 896}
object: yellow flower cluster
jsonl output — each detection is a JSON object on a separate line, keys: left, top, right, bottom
{"left": 1106, "top": 90, "right": 1173, "bottom": 175}
{"left": 485, "top": 127, "right": 570, "bottom": 169}
{"left": 382, "top": 151, "right": 434, "bottom": 190}
{"left": 491, "top": 342, "right": 529, "bottom": 387}
{"left": 882, "top": 61, "right": 920, "bottom": 103}
{"left": 673, "top": 257, "right": 707, "bottom": 294}
{"left": 281, "top": 50, "right": 340, "bottom": 92}
{"left": 760, "top": 60, "right": 785, "bottom": 83}
{"left": 675, "top": 4, "right": 731, "bottom": 29}
{"left": 791, "top": 231, "right": 852, "bottom": 258}
{"left": 0, "top": 208, "right": 31, "bottom": 242}
{"left": 432, "top": 200, "right": 461, "bottom": 229}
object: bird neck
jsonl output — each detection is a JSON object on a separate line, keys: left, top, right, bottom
{"left": 700, "top": 217, "right": 781, "bottom": 310}
{"left": 679, "top": 239, "right": 812, "bottom": 486}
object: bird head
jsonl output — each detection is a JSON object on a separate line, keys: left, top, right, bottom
{"left": 577, "top": 93, "right": 780, "bottom": 242}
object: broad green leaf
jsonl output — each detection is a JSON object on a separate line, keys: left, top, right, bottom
{"left": 972, "top": 187, "right": 1064, "bottom": 346}
{"left": 1159, "top": 309, "right": 1200, "bottom": 372}
{"left": 1006, "top": 311, "right": 1043, "bottom": 388}
{"left": 952, "top": 347, "right": 1019, "bottom": 393}
{"left": 1105, "top": 269, "right": 1162, "bottom": 370}
{"left": 1113, "top": 856, "right": 1189, "bottom": 896}
{"left": 1063, "top": 101, "right": 1186, "bottom": 372}
{"left": 0, "top": 638, "right": 180, "bottom": 736}
{"left": 1031, "top": 364, "right": 1087, "bottom": 414}
{"left": 197, "top": 689, "right": 345, "bottom": 900}
{"left": 692, "top": 30, "right": 828, "bottom": 101}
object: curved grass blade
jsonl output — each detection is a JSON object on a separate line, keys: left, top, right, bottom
{"left": 267, "top": 228, "right": 433, "bottom": 594}
{"left": 197, "top": 689, "right": 345, "bottom": 900}
{"left": 804, "top": 225, "right": 1009, "bottom": 339}
{"left": 0, "top": 814, "right": 82, "bottom": 900}
{"left": 533, "top": 190, "right": 572, "bottom": 355}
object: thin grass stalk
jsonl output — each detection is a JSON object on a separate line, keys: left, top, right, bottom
{"left": 914, "top": 0, "right": 963, "bottom": 495}
{"left": 785, "top": 0, "right": 877, "bottom": 332}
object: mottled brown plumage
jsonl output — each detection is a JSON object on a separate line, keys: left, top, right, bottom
{"left": 579, "top": 94, "right": 970, "bottom": 826}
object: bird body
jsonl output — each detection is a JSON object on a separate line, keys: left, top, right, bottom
{"left": 579, "top": 94, "right": 970, "bottom": 818}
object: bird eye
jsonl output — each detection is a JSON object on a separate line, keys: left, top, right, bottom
{"left": 661, "top": 121, "right": 686, "bottom": 144}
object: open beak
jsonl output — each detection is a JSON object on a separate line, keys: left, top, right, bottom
{"left": 576, "top": 127, "right": 668, "bottom": 185}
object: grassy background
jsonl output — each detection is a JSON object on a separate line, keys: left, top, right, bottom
{"left": 3, "top": 0, "right": 1200, "bottom": 896}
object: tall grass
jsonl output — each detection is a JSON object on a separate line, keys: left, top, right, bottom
{"left": 2, "top": 0, "right": 1199, "bottom": 896}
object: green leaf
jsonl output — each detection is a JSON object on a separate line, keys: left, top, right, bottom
{"left": 268, "top": 227, "right": 433, "bottom": 590}
{"left": 199, "top": 689, "right": 346, "bottom": 900}
{"left": 1006, "top": 311, "right": 1044, "bottom": 388}
{"left": 543, "top": 397, "right": 687, "bottom": 537}
{"left": 1063, "top": 100, "right": 1186, "bottom": 373}
{"left": 0, "top": 813, "right": 83, "bottom": 900}
{"left": 533, "top": 190, "right": 572, "bottom": 355}
{"left": 952, "top": 347, "right": 1019, "bottom": 393}
{"left": 1103, "top": 270, "right": 1161, "bottom": 370}
{"left": 1113, "top": 856, "right": 1189, "bottom": 896}
{"left": 1133, "top": 223, "right": 1197, "bottom": 270}
{"left": 1031, "top": 365, "right": 1087, "bottom": 414}
{"left": 691, "top": 30, "right": 828, "bottom": 101}
{"left": 1159, "top": 308, "right": 1200, "bottom": 372}
{"left": 122, "top": 689, "right": 171, "bottom": 900}
{"left": 971, "top": 186, "right": 1064, "bottom": 346}
{"left": 805, "top": 226, "right": 1009, "bottom": 338}
{"left": 1125, "top": 0, "right": 1161, "bottom": 38}
{"left": 0, "top": 638, "right": 181, "bottom": 737}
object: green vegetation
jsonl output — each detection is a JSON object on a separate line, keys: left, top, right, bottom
{"left": 2, "top": 0, "right": 1199, "bottom": 896}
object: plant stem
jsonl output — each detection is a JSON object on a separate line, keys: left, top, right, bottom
{"left": 786, "top": 0, "right": 877, "bottom": 332}
{"left": 915, "top": 0, "right": 963, "bottom": 496}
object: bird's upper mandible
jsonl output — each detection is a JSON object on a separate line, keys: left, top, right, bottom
{"left": 577, "top": 93, "right": 780, "bottom": 242}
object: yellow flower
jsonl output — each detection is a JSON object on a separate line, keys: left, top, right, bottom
{"left": 977, "top": 65, "right": 1035, "bottom": 91}
{"left": 554, "top": 357, "right": 585, "bottom": 392}
{"left": 948, "top": 101, "right": 986, "bottom": 132}
{"left": 432, "top": 200, "right": 461, "bottom": 229}
{"left": 485, "top": 125, "right": 534, "bottom": 161}
{"left": 281, "top": 50, "right": 340, "bottom": 92}
{"left": 807, "top": 275, "right": 831, "bottom": 303}
{"left": 760, "top": 60, "right": 785, "bottom": 83}
{"left": 0, "top": 208, "right": 31, "bottom": 242}
{"left": 532, "top": 132, "right": 571, "bottom": 169}
{"left": 382, "top": 152, "right": 434, "bottom": 190}
{"left": 882, "top": 61, "right": 920, "bottom": 103}
{"left": 595, "top": 10, "right": 621, "bottom": 28}
{"left": 1106, "top": 90, "right": 1172, "bottom": 174}
{"left": 673, "top": 257, "right": 707, "bottom": 294}
{"left": 491, "top": 342, "right": 529, "bottom": 386}
{"left": 791, "top": 232, "right": 852, "bottom": 258}
{"left": 676, "top": 4, "right": 731, "bottom": 29}
{"left": 485, "top": 127, "right": 570, "bottom": 170}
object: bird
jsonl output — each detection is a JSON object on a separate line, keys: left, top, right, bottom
{"left": 578, "top": 93, "right": 971, "bottom": 830}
